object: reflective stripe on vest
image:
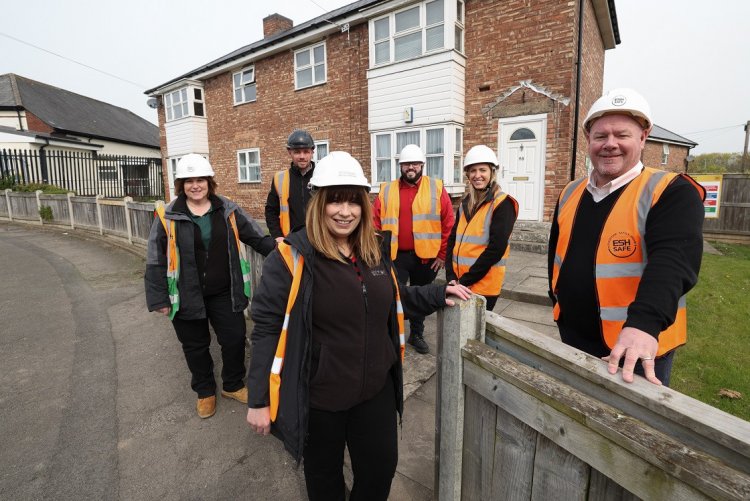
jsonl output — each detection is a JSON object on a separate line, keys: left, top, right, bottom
{"left": 377, "top": 177, "right": 443, "bottom": 260}
{"left": 451, "top": 192, "right": 516, "bottom": 296}
{"left": 268, "top": 245, "right": 405, "bottom": 423}
{"left": 274, "top": 170, "right": 291, "bottom": 236}
{"left": 228, "top": 212, "right": 252, "bottom": 298}
{"left": 155, "top": 204, "right": 180, "bottom": 320}
{"left": 551, "top": 168, "right": 704, "bottom": 356}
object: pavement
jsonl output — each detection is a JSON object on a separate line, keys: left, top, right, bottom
{"left": 0, "top": 219, "right": 554, "bottom": 500}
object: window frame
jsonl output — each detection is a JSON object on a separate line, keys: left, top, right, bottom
{"left": 371, "top": 0, "right": 447, "bottom": 67}
{"left": 661, "top": 143, "right": 670, "bottom": 165}
{"left": 237, "top": 148, "right": 261, "bottom": 184}
{"left": 164, "top": 85, "right": 206, "bottom": 122}
{"left": 454, "top": 0, "right": 465, "bottom": 53}
{"left": 233, "top": 67, "right": 257, "bottom": 105}
{"left": 294, "top": 42, "right": 327, "bottom": 90}
{"left": 314, "top": 141, "right": 329, "bottom": 163}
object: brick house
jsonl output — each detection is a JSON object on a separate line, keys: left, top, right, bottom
{"left": 146, "top": 0, "right": 621, "bottom": 222}
{"left": 643, "top": 124, "right": 697, "bottom": 174}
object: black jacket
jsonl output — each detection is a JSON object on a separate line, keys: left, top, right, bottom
{"left": 264, "top": 163, "right": 315, "bottom": 239}
{"left": 145, "top": 194, "right": 275, "bottom": 319}
{"left": 246, "top": 229, "right": 448, "bottom": 462}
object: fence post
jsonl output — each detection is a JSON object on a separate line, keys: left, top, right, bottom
{"left": 123, "top": 196, "right": 134, "bottom": 244}
{"left": 4, "top": 189, "right": 11, "bottom": 221}
{"left": 67, "top": 192, "right": 75, "bottom": 229}
{"left": 35, "top": 189, "right": 43, "bottom": 224}
{"left": 435, "top": 295, "right": 486, "bottom": 501}
{"left": 96, "top": 195, "right": 104, "bottom": 235}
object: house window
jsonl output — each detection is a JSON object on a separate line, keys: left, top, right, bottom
{"left": 192, "top": 88, "right": 205, "bottom": 117}
{"left": 98, "top": 163, "right": 118, "bottom": 181}
{"left": 164, "top": 85, "right": 205, "bottom": 121}
{"left": 662, "top": 143, "right": 670, "bottom": 165}
{"left": 233, "top": 67, "right": 257, "bottom": 104}
{"left": 238, "top": 149, "right": 261, "bottom": 183}
{"left": 372, "top": 0, "right": 446, "bottom": 65}
{"left": 453, "top": 128, "right": 463, "bottom": 183}
{"left": 295, "top": 42, "right": 326, "bottom": 89}
{"left": 314, "top": 141, "right": 329, "bottom": 163}
{"left": 165, "top": 88, "right": 188, "bottom": 121}
{"left": 510, "top": 127, "right": 536, "bottom": 141}
{"left": 455, "top": 0, "right": 464, "bottom": 53}
{"left": 373, "top": 125, "right": 460, "bottom": 184}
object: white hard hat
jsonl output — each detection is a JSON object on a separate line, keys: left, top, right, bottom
{"left": 583, "top": 88, "right": 652, "bottom": 131}
{"left": 463, "top": 145, "right": 498, "bottom": 170}
{"left": 309, "top": 151, "right": 371, "bottom": 191}
{"left": 398, "top": 144, "right": 426, "bottom": 164}
{"left": 175, "top": 154, "right": 214, "bottom": 179}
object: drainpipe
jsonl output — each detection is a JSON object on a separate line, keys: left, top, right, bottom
{"left": 16, "top": 108, "right": 24, "bottom": 131}
{"left": 570, "top": 0, "right": 585, "bottom": 181}
{"left": 39, "top": 138, "right": 50, "bottom": 184}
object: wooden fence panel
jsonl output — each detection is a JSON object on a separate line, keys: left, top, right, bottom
{"left": 491, "top": 406, "right": 537, "bottom": 500}
{"left": 39, "top": 194, "right": 70, "bottom": 225}
{"left": 461, "top": 388, "right": 497, "bottom": 500}
{"left": 9, "top": 193, "right": 38, "bottom": 220}
{"left": 0, "top": 192, "right": 9, "bottom": 218}
{"left": 99, "top": 201, "right": 127, "bottom": 235}
{"left": 71, "top": 198, "right": 99, "bottom": 229}
{"left": 129, "top": 202, "right": 156, "bottom": 242}
{"left": 702, "top": 174, "right": 750, "bottom": 237}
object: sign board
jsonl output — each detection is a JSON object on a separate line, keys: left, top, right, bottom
{"left": 692, "top": 174, "right": 722, "bottom": 219}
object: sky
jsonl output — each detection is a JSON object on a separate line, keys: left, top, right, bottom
{"left": 1, "top": 0, "right": 747, "bottom": 155}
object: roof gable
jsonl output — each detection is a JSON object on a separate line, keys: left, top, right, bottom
{"left": 648, "top": 124, "right": 697, "bottom": 148}
{"left": 1, "top": 74, "right": 159, "bottom": 148}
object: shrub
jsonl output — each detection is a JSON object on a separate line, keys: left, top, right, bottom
{"left": 39, "top": 205, "right": 53, "bottom": 221}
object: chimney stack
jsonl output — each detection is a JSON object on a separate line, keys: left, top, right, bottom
{"left": 263, "top": 14, "right": 293, "bottom": 38}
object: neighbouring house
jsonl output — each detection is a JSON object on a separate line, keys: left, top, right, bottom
{"left": 643, "top": 124, "right": 697, "bottom": 174}
{"left": 0, "top": 73, "right": 163, "bottom": 198}
{"left": 147, "top": 0, "right": 624, "bottom": 220}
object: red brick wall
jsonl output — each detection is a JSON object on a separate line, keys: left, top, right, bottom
{"left": 24, "top": 111, "right": 54, "bottom": 134}
{"left": 642, "top": 141, "right": 690, "bottom": 173}
{"left": 463, "top": 0, "right": 606, "bottom": 221}
{"left": 195, "top": 24, "right": 370, "bottom": 219}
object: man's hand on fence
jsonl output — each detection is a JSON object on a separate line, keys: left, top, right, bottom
{"left": 603, "top": 326, "right": 661, "bottom": 385}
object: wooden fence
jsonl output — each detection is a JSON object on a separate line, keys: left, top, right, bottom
{"left": 702, "top": 174, "right": 750, "bottom": 243}
{"left": 436, "top": 299, "right": 750, "bottom": 500}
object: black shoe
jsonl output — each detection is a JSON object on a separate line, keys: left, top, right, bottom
{"left": 408, "top": 334, "right": 429, "bottom": 354}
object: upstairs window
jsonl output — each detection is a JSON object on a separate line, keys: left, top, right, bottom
{"left": 315, "top": 141, "right": 329, "bottom": 162}
{"left": 233, "top": 67, "right": 257, "bottom": 105}
{"left": 295, "top": 42, "right": 326, "bottom": 89}
{"left": 662, "top": 143, "right": 670, "bottom": 165}
{"left": 455, "top": 0, "right": 464, "bottom": 53}
{"left": 372, "top": 0, "right": 446, "bottom": 65}
{"left": 165, "top": 88, "right": 188, "bottom": 121}
{"left": 164, "top": 85, "right": 206, "bottom": 121}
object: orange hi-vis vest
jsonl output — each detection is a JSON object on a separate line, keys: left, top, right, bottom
{"left": 274, "top": 170, "right": 291, "bottom": 236}
{"left": 268, "top": 243, "right": 406, "bottom": 423}
{"left": 551, "top": 168, "right": 705, "bottom": 357}
{"left": 378, "top": 177, "right": 443, "bottom": 260}
{"left": 452, "top": 192, "right": 517, "bottom": 296}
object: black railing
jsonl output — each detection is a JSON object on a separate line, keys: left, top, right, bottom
{"left": 0, "top": 148, "right": 164, "bottom": 200}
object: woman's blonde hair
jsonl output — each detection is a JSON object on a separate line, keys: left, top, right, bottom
{"left": 306, "top": 186, "right": 381, "bottom": 267}
{"left": 465, "top": 166, "right": 499, "bottom": 215}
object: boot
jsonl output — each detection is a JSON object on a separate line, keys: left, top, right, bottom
{"left": 221, "top": 386, "right": 248, "bottom": 404}
{"left": 196, "top": 395, "right": 216, "bottom": 419}
{"left": 408, "top": 333, "right": 429, "bottom": 354}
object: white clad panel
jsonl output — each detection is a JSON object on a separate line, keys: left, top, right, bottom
{"left": 165, "top": 117, "right": 209, "bottom": 157}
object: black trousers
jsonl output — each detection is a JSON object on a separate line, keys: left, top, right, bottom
{"left": 483, "top": 295, "right": 499, "bottom": 311}
{"left": 171, "top": 290, "right": 247, "bottom": 397}
{"left": 303, "top": 377, "right": 398, "bottom": 501}
{"left": 393, "top": 250, "right": 438, "bottom": 337}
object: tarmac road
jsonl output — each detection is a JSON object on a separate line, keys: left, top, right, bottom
{"left": 0, "top": 223, "right": 308, "bottom": 500}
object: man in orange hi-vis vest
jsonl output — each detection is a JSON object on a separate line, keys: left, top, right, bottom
{"left": 265, "top": 129, "right": 317, "bottom": 243}
{"left": 548, "top": 88, "right": 705, "bottom": 387}
{"left": 373, "top": 144, "right": 455, "bottom": 355}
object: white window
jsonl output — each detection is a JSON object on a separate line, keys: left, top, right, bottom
{"left": 98, "top": 164, "right": 118, "bottom": 181}
{"left": 372, "top": 125, "right": 461, "bottom": 184}
{"left": 164, "top": 85, "right": 206, "bottom": 121}
{"left": 453, "top": 128, "right": 463, "bottom": 183}
{"left": 662, "top": 143, "right": 670, "bottom": 165}
{"left": 233, "top": 67, "right": 257, "bottom": 105}
{"left": 192, "top": 88, "right": 205, "bottom": 117}
{"left": 454, "top": 0, "right": 464, "bottom": 53}
{"left": 295, "top": 42, "right": 326, "bottom": 89}
{"left": 165, "top": 88, "right": 188, "bottom": 121}
{"left": 314, "top": 141, "right": 329, "bottom": 163}
{"left": 238, "top": 149, "right": 261, "bottom": 183}
{"left": 371, "top": 0, "right": 445, "bottom": 66}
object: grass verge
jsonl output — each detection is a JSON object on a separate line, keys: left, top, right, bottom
{"left": 671, "top": 241, "right": 750, "bottom": 421}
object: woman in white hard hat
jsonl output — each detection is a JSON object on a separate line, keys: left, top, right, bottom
{"left": 145, "top": 153, "right": 275, "bottom": 419}
{"left": 446, "top": 145, "right": 519, "bottom": 310}
{"left": 246, "top": 151, "right": 471, "bottom": 501}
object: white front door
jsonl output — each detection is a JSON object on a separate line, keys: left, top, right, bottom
{"left": 498, "top": 115, "right": 547, "bottom": 221}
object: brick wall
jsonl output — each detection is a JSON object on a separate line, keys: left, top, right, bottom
{"left": 642, "top": 141, "right": 690, "bottom": 173}
{"left": 464, "top": 0, "right": 606, "bottom": 221}
{"left": 198, "top": 23, "right": 370, "bottom": 219}
{"left": 24, "top": 111, "right": 54, "bottom": 134}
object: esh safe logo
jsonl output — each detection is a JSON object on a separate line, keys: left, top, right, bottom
{"left": 607, "top": 231, "right": 637, "bottom": 258}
